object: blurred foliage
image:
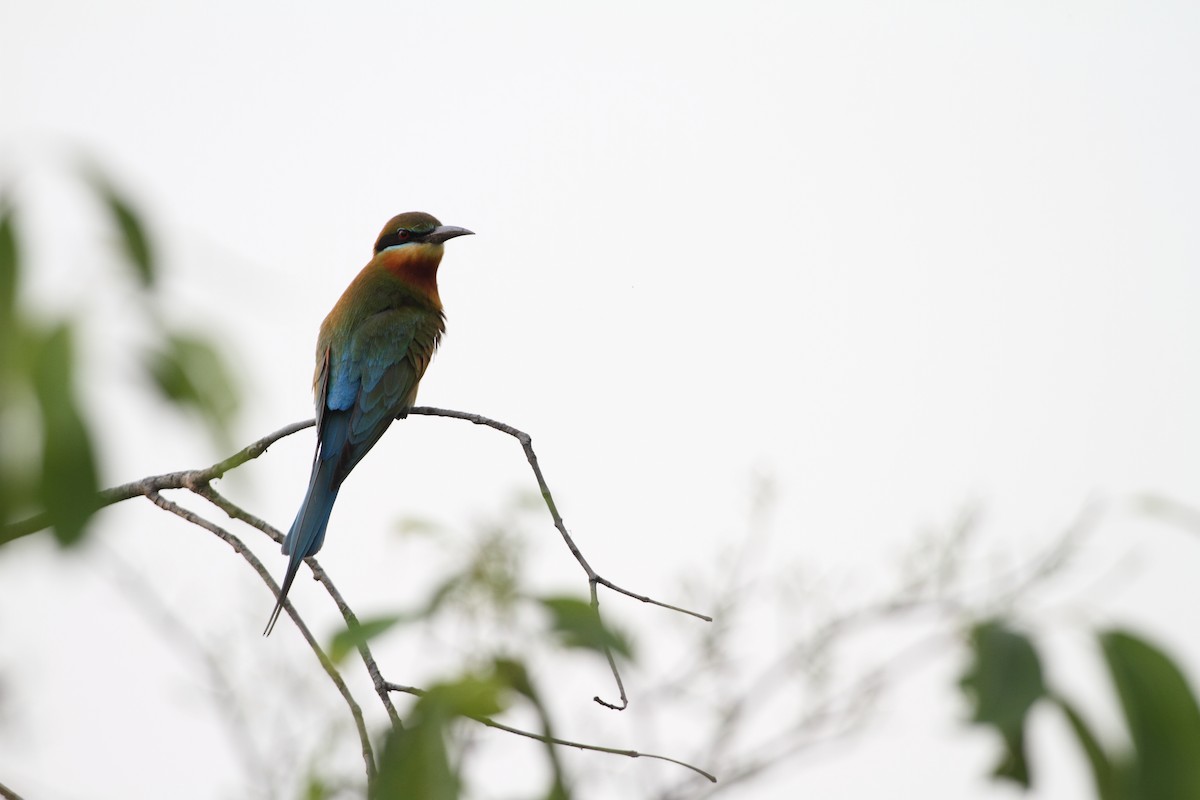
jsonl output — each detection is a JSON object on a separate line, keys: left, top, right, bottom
{"left": 1098, "top": 630, "right": 1200, "bottom": 798}
{"left": 329, "top": 614, "right": 404, "bottom": 665}
{"left": 539, "top": 595, "right": 634, "bottom": 661}
{"left": 86, "top": 167, "right": 156, "bottom": 289}
{"left": 959, "top": 621, "right": 1045, "bottom": 785}
{"left": 0, "top": 204, "right": 17, "bottom": 336}
{"left": 0, "top": 171, "right": 239, "bottom": 547}
{"left": 146, "top": 331, "right": 240, "bottom": 449}
{"left": 373, "top": 671, "right": 508, "bottom": 800}
{"left": 371, "top": 659, "right": 571, "bottom": 800}
{"left": 962, "top": 622, "right": 1200, "bottom": 800}
{"left": 4, "top": 167, "right": 1200, "bottom": 800}
{"left": 31, "top": 323, "right": 100, "bottom": 546}
{"left": 323, "top": 506, "right": 604, "bottom": 800}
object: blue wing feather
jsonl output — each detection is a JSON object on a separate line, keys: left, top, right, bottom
{"left": 265, "top": 309, "right": 428, "bottom": 635}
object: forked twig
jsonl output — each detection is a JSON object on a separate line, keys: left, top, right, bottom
{"left": 407, "top": 406, "right": 711, "bottom": 710}
{"left": 196, "top": 484, "right": 402, "bottom": 728}
{"left": 384, "top": 682, "right": 717, "bottom": 783}
{"left": 3, "top": 420, "right": 314, "bottom": 542}
{"left": 144, "top": 490, "right": 378, "bottom": 787}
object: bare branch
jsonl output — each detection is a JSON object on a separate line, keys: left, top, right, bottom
{"left": 196, "top": 484, "right": 402, "bottom": 728}
{"left": 588, "top": 579, "right": 629, "bottom": 710}
{"left": 6, "top": 408, "right": 711, "bottom": 779}
{"left": 649, "top": 506, "right": 1098, "bottom": 800}
{"left": 2, "top": 419, "right": 313, "bottom": 542}
{"left": 306, "top": 559, "right": 404, "bottom": 728}
{"left": 384, "top": 682, "right": 717, "bottom": 783}
{"left": 1139, "top": 493, "right": 1200, "bottom": 532}
{"left": 406, "top": 406, "right": 712, "bottom": 710}
{"left": 144, "top": 490, "right": 377, "bottom": 788}
{"left": 593, "top": 575, "right": 712, "bottom": 622}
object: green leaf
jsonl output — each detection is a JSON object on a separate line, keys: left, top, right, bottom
{"left": 1101, "top": 629, "right": 1200, "bottom": 800}
{"left": 0, "top": 204, "right": 16, "bottom": 530}
{"left": 373, "top": 720, "right": 457, "bottom": 800}
{"left": 492, "top": 657, "right": 536, "bottom": 699}
{"left": 88, "top": 171, "right": 154, "bottom": 288}
{"left": 146, "top": 332, "right": 239, "bottom": 441}
{"left": 422, "top": 674, "right": 508, "bottom": 720}
{"left": 491, "top": 657, "right": 573, "bottom": 800}
{"left": 301, "top": 772, "right": 332, "bottom": 800}
{"left": 959, "top": 620, "right": 1045, "bottom": 787}
{"left": 31, "top": 323, "right": 100, "bottom": 546}
{"left": 0, "top": 200, "right": 17, "bottom": 330}
{"left": 0, "top": 203, "right": 30, "bottom": 536}
{"left": 373, "top": 674, "right": 508, "bottom": 800}
{"left": 328, "top": 615, "right": 402, "bottom": 664}
{"left": 538, "top": 596, "right": 634, "bottom": 660}
{"left": 0, "top": 202, "right": 20, "bottom": 412}
{"left": 1054, "top": 696, "right": 1131, "bottom": 800}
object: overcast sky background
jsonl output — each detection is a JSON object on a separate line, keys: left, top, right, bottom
{"left": 3, "top": 2, "right": 1200, "bottom": 798}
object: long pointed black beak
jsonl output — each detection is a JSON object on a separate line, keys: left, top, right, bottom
{"left": 426, "top": 225, "right": 474, "bottom": 244}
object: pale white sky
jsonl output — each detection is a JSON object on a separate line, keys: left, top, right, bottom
{"left": 3, "top": 2, "right": 1200, "bottom": 798}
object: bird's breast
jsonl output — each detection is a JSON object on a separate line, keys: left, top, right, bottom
{"left": 375, "top": 243, "right": 444, "bottom": 308}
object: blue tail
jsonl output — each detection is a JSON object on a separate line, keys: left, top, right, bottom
{"left": 264, "top": 454, "right": 341, "bottom": 635}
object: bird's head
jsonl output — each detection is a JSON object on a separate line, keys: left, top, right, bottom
{"left": 371, "top": 212, "right": 473, "bottom": 302}
{"left": 373, "top": 212, "right": 473, "bottom": 255}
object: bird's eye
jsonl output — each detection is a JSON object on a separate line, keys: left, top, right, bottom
{"left": 374, "top": 228, "right": 415, "bottom": 253}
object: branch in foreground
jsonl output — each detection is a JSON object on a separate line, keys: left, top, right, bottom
{"left": 384, "top": 682, "right": 717, "bottom": 784}
{"left": 1, "top": 420, "right": 314, "bottom": 543}
{"left": 6, "top": 408, "right": 715, "bottom": 783}
{"left": 407, "top": 406, "right": 712, "bottom": 711}
{"left": 196, "top": 484, "right": 403, "bottom": 729}
{"left": 145, "top": 489, "right": 378, "bottom": 789}
{"left": 650, "top": 505, "right": 1098, "bottom": 800}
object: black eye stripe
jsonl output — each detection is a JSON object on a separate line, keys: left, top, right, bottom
{"left": 374, "top": 229, "right": 415, "bottom": 253}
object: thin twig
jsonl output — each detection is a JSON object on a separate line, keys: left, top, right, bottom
{"left": 593, "top": 575, "right": 712, "bottom": 622}
{"left": 408, "top": 406, "right": 711, "bottom": 711}
{"left": 681, "top": 630, "right": 956, "bottom": 800}
{"left": 196, "top": 484, "right": 402, "bottom": 728}
{"left": 2, "top": 419, "right": 313, "bottom": 542}
{"left": 655, "top": 507, "right": 1097, "bottom": 800}
{"left": 7, "top": 409, "right": 708, "bottom": 764}
{"left": 588, "top": 580, "right": 629, "bottom": 710}
{"left": 194, "top": 485, "right": 284, "bottom": 545}
{"left": 384, "top": 682, "right": 717, "bottom": 783}
{"left": 306, "top": 558, "right": 404, "bottom": 729}
{"left": 145, "top": 490, "right": 377, "bottom": 788}
{"left": 0, "top": 780, "right": 25, "bottom": 800}
{"left": 410, "top": 408, "right": 709, "bottom": 618}
{"left": 1139, "top": 493, "right": 1200, "bottom": 532}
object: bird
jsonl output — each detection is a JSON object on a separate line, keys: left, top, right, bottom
{"left": 264, "top": 212, "right": 473, "bottom": 635}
